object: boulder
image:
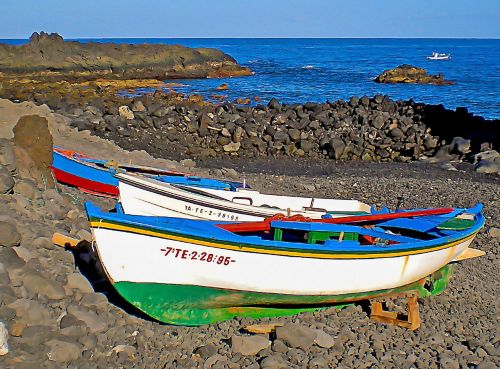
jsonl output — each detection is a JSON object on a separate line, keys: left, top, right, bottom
{"left": 22, "top": 269, "right": 66, "bottom": 300}
{"left": 231, "top": 334, "right": 270, "bottom": 355}
{"left": 0, "top": 139, "right": 17, "bottom": 173}
{"left": 268, "top": 98, "right": 282, "bottom": 110}
{"left": 66, "top": 273, "right": 94, "bottom": 293}
{"left": 474, "top": 150, "right": 499, "bottom": 163}
{"left": 12, "top": 115, "right": 54, "bottom": 187}
{"left": 0, "top": 321, "right": 8, "bottom": 355}
{"left": 275, "top": 323, "right": 317, "bottom": 349}
{"left": 0, "top": 221, "right": 21, "bottom": 247}
{"left": 46, "top": 339, "right": 82, "bottom": 362}
{"left": 451, "top": 136, "right": 471, "bottom": 155}
{"left": 260, "top": 354, "right": 290, "bottom": 369}
{"left": 118, "top": 106, "right": 135, "bottom": 120}
{"left": 299, "top": 140, "right": 314, "bottom": 153}
{"left": 7, "top": 299, "right": 52, "bottom": 326}
{"left": 13, "top": 178, "right": 39, "bottom": 200}
{"left": 314, "top": 329, "right": 335, "bottom": 348}
{"left": 475, "top": 159, "right": 500, "bottom": 174}
{"left": 223, "top": 142, "right": 241, "bottom": 153}
{"left": 329, "top": 138, "right": 346, "bottom": 160}
{"left": 374, "top": 64, "right": 454, "bottom": 85}
{"left": 0, "top": 165, "right": 14, "bottom": 194}
{"left": 131, "top": 100, "right": 146, "bottom": 112}
{"left": 390, "top": 127, "right": 405, "bottom": 139}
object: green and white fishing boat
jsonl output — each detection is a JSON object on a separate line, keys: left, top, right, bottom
{"left": 85, "top": 202, "right": 484, "bottom": 326}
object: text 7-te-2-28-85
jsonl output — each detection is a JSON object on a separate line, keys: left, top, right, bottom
{"left": 160, "top": 246, "right": 236, "bottom": 266}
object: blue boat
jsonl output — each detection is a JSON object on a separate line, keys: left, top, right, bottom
{"left": 51, "top": 147, "right": 248, "bottom": 197}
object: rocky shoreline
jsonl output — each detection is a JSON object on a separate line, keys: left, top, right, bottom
{"left": 0, "top": 101, "right": 499, "bottom": 368}
{"left": 0, "top": 32, "right": 251, "bottom": 80}
{"left": 0, "top": 35, "right": 498, "bottom": 368}
{"left": 61, "top": 94, "right": 500, "bottom": 175}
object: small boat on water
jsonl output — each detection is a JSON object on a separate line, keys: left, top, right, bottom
{"left": 85, "top": 202, "right": 484, "bottom": 325}
{"left": 51, "top": 148, "right": 247, "bottom": 197}
{"left": 116, "top": 172, "right": 372, "bottom": 220}
{"left": 426, "top": 52, "right": 451, "bottom": 60}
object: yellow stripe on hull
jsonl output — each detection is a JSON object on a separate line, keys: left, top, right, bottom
{"left": 90, "top": 220, "right": 478, "bottom": 260}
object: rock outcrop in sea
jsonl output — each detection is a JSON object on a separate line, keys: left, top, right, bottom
{"left": 375, "top": 64, "right": 454, "bottom": 85}
{"left": 0, "top": 32, "right": 252, "bottom": 80}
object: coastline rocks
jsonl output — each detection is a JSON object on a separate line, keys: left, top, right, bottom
{"left": 60, "top": 94, "right": 498, "bottom": 172}
{"left": 375, "top": 64, "right": 454, "bottom": 85}
{"left": 0, "top": 32, "right": 252, "bottom": 80}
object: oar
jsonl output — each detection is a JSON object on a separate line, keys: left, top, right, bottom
{"left": 218, "top": 207, "right": 455, "bottom": 233}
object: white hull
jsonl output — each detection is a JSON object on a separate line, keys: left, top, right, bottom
{"left": 117, "top": 173, "right": 372, "bottom": 221}
{"left": 92, "top": 226, "right": 473, "bottom": 296}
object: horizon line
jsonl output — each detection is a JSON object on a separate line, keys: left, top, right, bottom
{"left": 1, "top": 36, "right": 499, "bottom": 40}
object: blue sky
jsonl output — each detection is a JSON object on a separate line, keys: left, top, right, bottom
{"left": 0, "top": 0, "right": 498, "bottom": 39}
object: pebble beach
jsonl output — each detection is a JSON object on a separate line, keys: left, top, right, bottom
{"left": 0, "top": 99, "right": 498, "bottom": 369}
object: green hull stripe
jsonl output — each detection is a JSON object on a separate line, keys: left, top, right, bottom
{"left": 113, "top": 265, "right": 453, "bottom": 326}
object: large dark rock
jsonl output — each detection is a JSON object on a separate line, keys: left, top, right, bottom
{"left": 374, "top": 64, "right": 454, "bottom": 85}
{"left": 0, "top": 32, "right": 251, "bottom": 80}
{"left": 12, "top": 115, "right": 54, "bottom": 187}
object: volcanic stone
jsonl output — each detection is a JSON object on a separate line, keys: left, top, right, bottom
{"left": 329, "top": 138, "right": 346, "bottom": 160}
{"left": 0, "top": 321, "right": 8, "bottom": 356}
{"left": 276, "top": 323, "right": 317, "bottom": 349}
{"left": 46, "top": 339, "right": 82, "bottom": 362}
{"left": 0, "top": 221, "right": 21, "bottom": 247}
{"left": 12, "top": 114, "right": 54, "bottom": 186}
{"left": 231, "top": 335, "right": 270, "bottom": 356}
{"left": 0, "top": 165, "right": 14, "bottom": 194}
{"left": 66, "top": 272, "right": 94, "bottom": 293}
{"left": 22, "top": 269, "right": 65, "bottom": 300}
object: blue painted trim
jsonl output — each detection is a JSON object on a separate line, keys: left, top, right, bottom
{"left": 85, "top": 202, "right": 485, "bottom": 255}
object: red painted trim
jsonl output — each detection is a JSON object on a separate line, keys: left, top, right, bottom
{"left": 219, "top": 208, "right": 455, "bottom": 233}
{"left": 51, "top": 167, "right": 119, "bottom": 197}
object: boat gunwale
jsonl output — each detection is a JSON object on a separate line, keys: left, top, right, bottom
{"left": 86, "top": 206, "right": 484, "bottom": 259}
{"left": 117, "top": 173, "right": 365, "bottom": 218}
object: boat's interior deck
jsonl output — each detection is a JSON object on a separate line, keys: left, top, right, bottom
{"left": 93, "top": 202, "right": 483, "bottom": 253}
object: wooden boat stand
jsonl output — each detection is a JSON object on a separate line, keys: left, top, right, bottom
{"left": 369, "top": 291, "right": 421, "bottom": 330}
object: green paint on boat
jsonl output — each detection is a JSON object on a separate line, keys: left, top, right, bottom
{"left": 426, "top": 263, "right": 454, "bottom": 296}
{"left": 438, "top": 218, "right": 475, "bottom": 230}
{"left": 112, "top": 265, "right": 454, "bottom": 326}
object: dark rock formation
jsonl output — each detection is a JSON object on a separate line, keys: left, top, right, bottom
{"left": 375, "top": 64, "right": 454, "bottom": 85}
{"left": 12, "top": 115, "right": 54, "bottom": 187}
{"left": 61, "top": 94, "right": 498, "bottom": 170}
{"left": 0, "top": 32, "right": 251, "bottom": 80}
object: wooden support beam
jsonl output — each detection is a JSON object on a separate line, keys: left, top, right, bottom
{"left": 243, "top": 323, "right": 284, "bottom": 334}
{"left": 453, "top": 247, "right": 485, "bottom": 262}
{"left": 52, "top": 232, "right": 81, "bottom": 248}
{"left": 369, "top": 292, "right": 421, "bottom": 330}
